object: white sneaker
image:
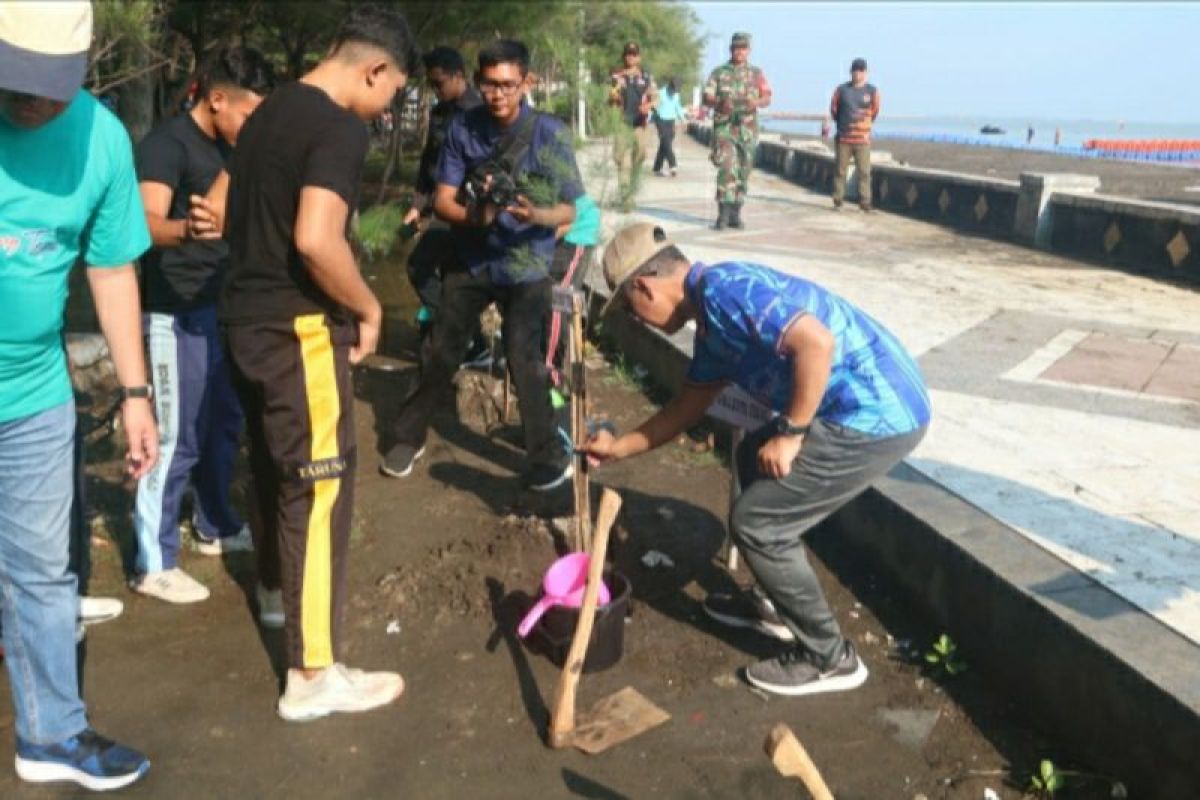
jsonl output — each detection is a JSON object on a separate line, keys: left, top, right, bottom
{"left": 277, "top": 663, "right": 404, "bottom": 722}
{"left": 131, "top": 568, "right": 210, "bottom": 604}
{"left": 79, "top": 596, "right": 124, "bottom": 626}
{"left": 256, "top": 584, "right": 285, "bottom": 628}
{"left": 193, "top": 524, "right": 254, "bottom": 556}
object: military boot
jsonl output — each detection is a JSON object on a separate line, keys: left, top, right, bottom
{"left": 711, "top": 203, "right": 730, "bottom": 230}
{"left": 728, "top": 202, "right": 745, "bottom": 229}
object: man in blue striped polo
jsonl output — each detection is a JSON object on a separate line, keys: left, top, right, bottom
{"left": 584, "top": 223, "right": 931, "bottom": 697}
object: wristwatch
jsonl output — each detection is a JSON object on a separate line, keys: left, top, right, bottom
{"left": 120, "top": 385, "right": 154, "bottom": 402}
{"left": 772, "top": 415, "right": 810, "bottom": 437}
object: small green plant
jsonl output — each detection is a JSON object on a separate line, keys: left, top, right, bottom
{"left": 354, "top": 203, "right": 406, "bottom": 262}
{"left": 924, "top": 633, "right": 968, "bottom": 676}
{"left": 1028, "top": 759, "right": 1065, "bottom": 797}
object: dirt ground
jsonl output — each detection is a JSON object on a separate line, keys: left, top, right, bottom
{"left": 777, "top": 133, "right": 1200, "bottom": 207}
{"left": 0, "top": 313, "right": 1119, "bottom": 799}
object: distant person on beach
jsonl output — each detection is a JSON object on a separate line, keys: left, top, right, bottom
{"left": 830, "top": 57, "right": 880, "bottom": 212}
{"left": 584, "top": 223, "right": 931, "bottom": 697}
{"left": 609, "top": 41, "right": 656, "bottom": 208}
{"left": 1054, "top": 127, "right": 1062, "bottom": 147}
{"left": 652, "top": 79, "right": 685, "bottom": 176}
{"left": 1027, "top": 124, "right": 1035, "bottom": 144}
{"left": 703, "top": 31, "right": 772, "bottom": 230}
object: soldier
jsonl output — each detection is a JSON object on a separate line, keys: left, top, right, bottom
{"left": 702, "top": 31, "right": 772, "bottom": 230}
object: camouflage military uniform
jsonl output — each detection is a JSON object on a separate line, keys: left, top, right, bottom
{"left": 704, "top": 58, "right": 771, "bottom": 205}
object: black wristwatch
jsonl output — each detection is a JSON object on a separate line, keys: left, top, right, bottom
{"left": 120, "top": 385, "right": 154, "bottom": 402}
{"left": 772, "top": 415, "right": 810, "bottom": 437}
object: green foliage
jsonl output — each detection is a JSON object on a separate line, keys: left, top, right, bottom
{"left": 520, "top": 126, "right": 580, "bottom": 207}
{"left": 88, "top": 1, "right": 705, "bottom": 148}
{"left": 354, "top": 203, "right": 406, "bottom": 263}
{"left": 1028, "top": 759, "right": 1066, "bottom": 797}
{"left": 923, "top": 633, "right": 968, "bottom": 676}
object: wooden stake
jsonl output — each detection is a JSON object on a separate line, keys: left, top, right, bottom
{"left": 570, "top": 293, "right": 592, "bottom": 553}
{"left": 499, "top": 332, "right": 512, "bottom": 424}
{"left": 726, "top": 427, "right": 744, "bottom": 571}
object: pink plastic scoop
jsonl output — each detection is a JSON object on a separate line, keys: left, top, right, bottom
{"left": 517, "top": 552, "right": 611, "bottom": 638}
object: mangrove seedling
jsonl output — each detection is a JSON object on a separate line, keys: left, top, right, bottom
{"left": 924, "top": 633, "right": 968, "bottom": 676}
{"left": 1028, "top": 759, "right": 1065, "bottom": 798}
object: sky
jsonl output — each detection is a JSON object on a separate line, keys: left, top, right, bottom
{"left": 688, "top": 2, "right": 1200, "bottom": 124}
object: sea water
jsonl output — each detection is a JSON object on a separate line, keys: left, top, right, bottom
{"left": 769, "top": 116, "right": 1200, "bottom": 150}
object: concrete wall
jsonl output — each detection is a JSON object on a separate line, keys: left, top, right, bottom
{"left": 690, "top": 123, "right": 1200, "bottom": 287}
{"left": 1048, "top": 192, "right": 1200, "bottom": 282}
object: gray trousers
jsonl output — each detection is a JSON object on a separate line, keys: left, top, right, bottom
{"left": 731, "top": 419, "right": 927, "bottom": 667}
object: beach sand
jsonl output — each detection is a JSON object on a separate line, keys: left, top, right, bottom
{"left": 776, "top": 134, "right": 1200, "bottom": 207}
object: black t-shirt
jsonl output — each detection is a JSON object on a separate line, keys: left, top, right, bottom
{"left": 617, "top": 68, "right": 654, "bottom": 127}
{"left": 220, "top": 82, "right": 369, "bottom": 325}
{"left": 416, "top": 86, "right": 483, "bottom": 200}
{"left": 136, "top": 113, "right": 230, "bottom": 313}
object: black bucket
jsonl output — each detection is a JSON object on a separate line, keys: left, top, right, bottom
{"left": 526, "top": 570, "right": 631, "bottom": 674}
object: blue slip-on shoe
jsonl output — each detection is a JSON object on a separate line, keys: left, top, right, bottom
{"left": 15, "top": 728, "right": 149, "bottom": 791}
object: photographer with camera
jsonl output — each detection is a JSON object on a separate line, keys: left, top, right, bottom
{"left": 381, "top": 40, "right": 582, "bottom": 491}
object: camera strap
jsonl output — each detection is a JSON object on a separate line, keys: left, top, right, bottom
{"left": 489, "top": 109, "right": 541, "bottom": 176}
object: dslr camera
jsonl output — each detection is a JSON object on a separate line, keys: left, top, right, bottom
{"left": 459, "top": 161, "right": 521, "bottom": 211}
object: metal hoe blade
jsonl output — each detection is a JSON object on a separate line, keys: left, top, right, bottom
{"left": 570, "top": 686, "right": 670, "bottom": 755}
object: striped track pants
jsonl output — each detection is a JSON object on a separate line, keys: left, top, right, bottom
{"left": 226, "top": 314, "right": 356, "bottom": 669}
{"left": 134, "top": 306, "right": 243, "bottom": 574}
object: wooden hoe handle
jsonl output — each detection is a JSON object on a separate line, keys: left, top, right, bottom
{"left": 548, "top": 488, "right": 622, "bottom": 748}
{"left": 764, "top": 723, "right": 835, "bottom": 800}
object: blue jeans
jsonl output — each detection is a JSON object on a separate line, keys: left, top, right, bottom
{"left": 0, "top": 400, "right": 88, "bottom": 744}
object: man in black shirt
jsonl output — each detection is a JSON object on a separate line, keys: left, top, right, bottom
{"left": 192, "top": 4, "right": 417, "bottom": 722}
{"left": 403, "top": 46, "right": 485, "bottom": 357}
{"left": 132, "top": 47, "right": 274, "bottom": 606}
{"left": 609, "top": 41, "right": 656, "bottom": 208}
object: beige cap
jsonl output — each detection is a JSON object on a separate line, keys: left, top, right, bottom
{"left": 600, "top": 223, "right": 675, "bottom": 314}
{"left": 0, "top": 2, "right": 93, "bottom": 102}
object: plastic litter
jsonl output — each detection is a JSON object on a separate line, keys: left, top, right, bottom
{"left": 641, "top": 550, "right": 675, "bottom": 569}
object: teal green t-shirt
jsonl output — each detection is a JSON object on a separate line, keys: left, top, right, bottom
{"left": 564, "top": 194, "right": 600, "bottom": 247}
{"left": 0, "top": 90, "right": 150, "bottom": 422}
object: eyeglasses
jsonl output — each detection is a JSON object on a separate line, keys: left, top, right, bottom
{"left": 478, "top": 79, "right": 524, "bottom": 96}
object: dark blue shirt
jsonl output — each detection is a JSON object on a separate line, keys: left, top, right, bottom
{"left": 435, "top": 104, "right": 584, "bottom": 285}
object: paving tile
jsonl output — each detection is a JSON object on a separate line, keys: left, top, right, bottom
{"left": 1040, "top": 332, "right": 1171, "bottom": 392}
{"left": 1144, "top": 344, "right": 1200, "bottom": 402}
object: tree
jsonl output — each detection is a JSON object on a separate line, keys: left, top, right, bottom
{"left": 89, "top": 0, "right": 173, "bottom": 141}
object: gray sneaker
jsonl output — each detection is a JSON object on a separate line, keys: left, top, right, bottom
{"left": 702, "top": 587, "right": 796, "bottom": 642}
{"left": 745, "top": 641, "right": 868, "bottom": 697}
{"left": 380, "top": 444, "right": 425, "bottom": 478}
